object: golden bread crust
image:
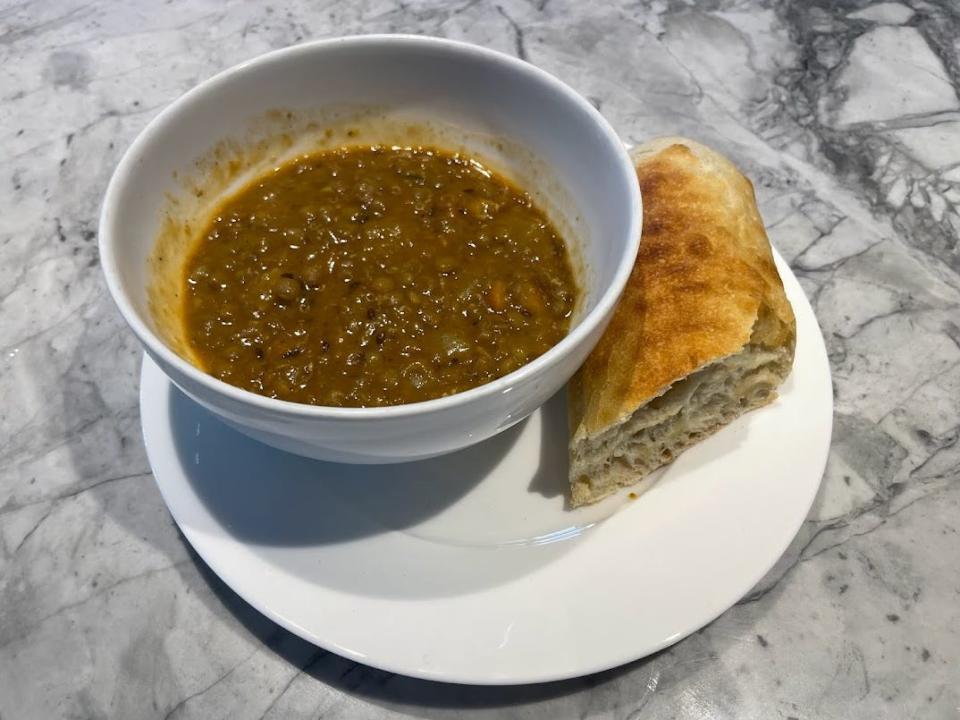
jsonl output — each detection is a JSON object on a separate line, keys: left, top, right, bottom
{"left": 569, "top": 137, "right": 796, "bottom": 442}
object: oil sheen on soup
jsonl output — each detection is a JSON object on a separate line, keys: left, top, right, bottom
{"left": 182, "top": 144, "right": 579, "bottom": 407}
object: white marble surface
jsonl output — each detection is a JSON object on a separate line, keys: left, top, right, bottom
{"left": 1, "top": 1, "right": 959, "bottom": 717}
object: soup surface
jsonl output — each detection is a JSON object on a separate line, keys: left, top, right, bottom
{"left": 182, "top": 144, "right": 578, "bottom": 407}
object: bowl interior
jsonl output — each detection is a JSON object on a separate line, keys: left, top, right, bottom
{"left": 102, "top": 36, "right": 638, "bottom": 392}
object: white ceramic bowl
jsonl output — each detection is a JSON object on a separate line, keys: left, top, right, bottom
{"left": 100, "top": 35, "right": 641, "bottom": 463}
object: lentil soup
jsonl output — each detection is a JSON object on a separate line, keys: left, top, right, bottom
{"left": 182, "top": 144, "right": 578, "bottom": 407}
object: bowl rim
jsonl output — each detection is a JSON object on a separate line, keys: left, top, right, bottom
{"left": 99, "top": 33, "right": 642, "bottom": 420}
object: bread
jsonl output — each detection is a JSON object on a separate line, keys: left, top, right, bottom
{"left": 567, "top": 137, "right": 796, "bottom": 507}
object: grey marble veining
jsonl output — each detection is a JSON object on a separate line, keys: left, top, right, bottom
{"left": 1, "top": 0, "right": 959, "bottom": 718}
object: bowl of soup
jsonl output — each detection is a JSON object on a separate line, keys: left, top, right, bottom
{"left": 100, "top": 35, "right": 641, "bottom": 463}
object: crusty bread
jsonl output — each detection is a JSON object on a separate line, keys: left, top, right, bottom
{"left": 568, "top": 137, "right": 796, "bottom": 507}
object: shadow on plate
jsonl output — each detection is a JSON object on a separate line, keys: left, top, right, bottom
{"left": 169, "top": 385, "right": 528, "bottom": 546}
{"left": 525, "top": 388, "right": 571, "bottom": 502}
{"left": 166, "top": 383, "right": 586, "bottom": 598}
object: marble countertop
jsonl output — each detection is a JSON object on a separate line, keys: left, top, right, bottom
{"left": 2, "top": 0, "right": 959, "bottom": 717}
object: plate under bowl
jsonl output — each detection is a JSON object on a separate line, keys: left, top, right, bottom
{"left": 140, "top": 251, "right": 832, "bottom": 684}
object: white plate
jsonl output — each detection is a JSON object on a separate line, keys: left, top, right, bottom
{"left": 141, "top": 252, "right": 832, "bottom": 684}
